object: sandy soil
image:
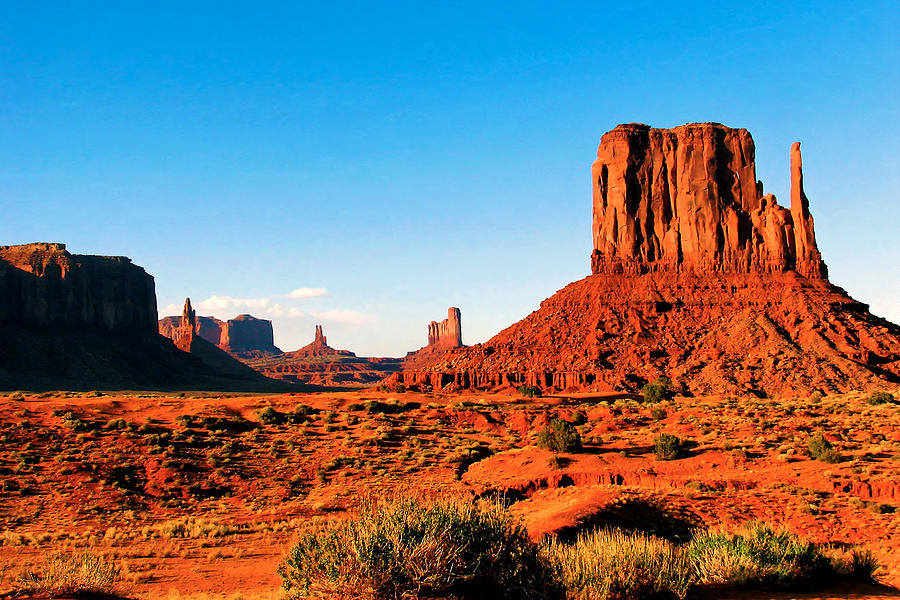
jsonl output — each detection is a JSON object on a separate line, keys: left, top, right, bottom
{"left": 0, "top": 388, "right": 897, "bottom": 598}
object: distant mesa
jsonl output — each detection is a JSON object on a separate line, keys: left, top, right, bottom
{"left": 243, "top": 325, "right": 403, "bottom": 386}
{"left": 0, "top": 243, "right": 283, "bottom": 390}
{"left": 159, "top": 307, "right": 281, "bottom": 358}
{"left": 390, "top": 123, "right": 900, "bottom": 396}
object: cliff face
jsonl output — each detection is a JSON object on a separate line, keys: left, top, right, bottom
{"left": 389, "top": 124, "right": 899, "bottom": 396}
{"left": 402, "top": 308, "right": 465, "bottom": 370}
{"left": 0, "top": 243, "right": 157, "bottom": 333}
{"left": 158, "top": 311, "right": 281, "bottom": 357}
{"left": 428, "top": 308, "right": 463, "bottom": 348}
{"left": 221, "top": 314, "right": 280, "bottom": 354}
{"left": 591, "top": 123, "right": 826, "bottom": 279}
{"left": 0, "top": 246, "right": 285, "bottom": 390}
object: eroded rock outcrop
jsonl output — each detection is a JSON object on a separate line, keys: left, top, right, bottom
{"left": 159, "top": 315, "right": 224, "bottom": 346}
{"left": 403, "top": 308, "right": 466, "bottom": 370}
{"left": 245, "top": 325, "right": 403, "bottom": 385}
{"left": 390, "top": 124, "right": 900, "bottom": 396}
{"left": 590, "top": 123, "right": 826, "bottom": 279}
{"left": 158, "top": 311, "right": 281, "bottom": 357}
{"left": 428, "top": 307, "right": 463, "bottom": 348}
{"left": 0, "top": 245, "right": 284, "bottom": 390}
{"left": 0, "top": 243, "right": 157, "bottom": 333}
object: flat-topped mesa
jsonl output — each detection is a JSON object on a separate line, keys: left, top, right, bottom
{"left": 590, "top": 123, "right": 827, "bottom": 278}
{"left": 427, "top": 307, "right": 463, "bottom": 348}
{"left": 220, "top": 314, "right": 280, "bottom": 354}
{"left": 0, "top": 242, "right": 158, "bottom": 333}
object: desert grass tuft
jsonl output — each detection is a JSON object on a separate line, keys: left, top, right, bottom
{"left": 278, "top": 495, "right": 558, "bottom": 599}
{"left": 688, "top": 523, "right": 833, "bottom": 588}
{"left": 16, "top": 551, "right": 121, "bottom": 595}
{"left": 543, "top": 528, "right": 693, "bottom": 599}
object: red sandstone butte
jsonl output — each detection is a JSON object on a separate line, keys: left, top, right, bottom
{"left": 403, "top": 307, "right": 465, "bottom": 370}
{"left": 159, "top": 309, "right": 281, "bottom": 358}
{"left": 0, "top": 245, "right": 277, "bottom": 389}
{"left": 389, "top": 123, "right": 900, "bottom": 396}
{"left": 428, "top": 308, "right": 463, "bottom": 348}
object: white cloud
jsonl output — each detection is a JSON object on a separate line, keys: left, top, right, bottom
{"left": 288, "top": 287, "right": 328, "bottom": 299}
{"left": 311, "top": 309, "right": 372, "bottom": 325}
{"left": 288, "top": 308, "right": 304, "bottom": 318}
{"left": 159, "top": 303, "right": 182, "bottom": 317}
{"left": 195, "top": 295, "right": 271, "bottom": 311}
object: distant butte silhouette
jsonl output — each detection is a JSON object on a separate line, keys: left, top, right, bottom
{"left": 0, "top": 244, "right": 286, "bottom": 390}
{"left": 390, "top": 123, "right": 900, "bottom": 396}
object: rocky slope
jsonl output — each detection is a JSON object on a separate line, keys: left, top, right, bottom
{"left": 391, "top": 123, "right": 900, "bottom": 396}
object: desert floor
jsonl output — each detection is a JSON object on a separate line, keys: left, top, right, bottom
{"left": 0, "top": 387, "right": 897, "bottom": 598}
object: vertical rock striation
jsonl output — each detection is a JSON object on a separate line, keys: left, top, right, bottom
{"left": 220, "top": 314, "right": 280, "bottom": 355}
{"left": 427, "top": 307, "right": 463, "bottom": 348}
{"left": 0, "top": 243, "right": 157, "bottom": 333}
{"left": 590, "top": 123, "right": 827, "bottom": 278}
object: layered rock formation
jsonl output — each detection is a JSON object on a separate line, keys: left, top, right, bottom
{"left": 158, "top": 311, "right": 281, "bottom": 357}
{"left": 403, "top": 307, "right": 465, "bottom": 370}
{"left": 390, "top": 123, "right": 900, "bottom": 396}
{"left": 0, "top": 245, "right": 286, "bottom": 390}
{"left": 245, "top": 325, "right": 403, "bottom": 385}
{"left": 0, "top": 243, "right": 157, "bottom": 333}
{"left": 590, "top": 123, "right": 826, "bottom": 278}
{"left": 428, "top": 308, "right": 463, "bottom": 348}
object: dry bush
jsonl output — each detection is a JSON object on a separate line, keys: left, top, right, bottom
{"left": 278, "top": 495, "right": 558, "bottom": 599}
{"left": 542, "top": 528, "right": 693, "bottom": 599}
{"left": 15, "top": 551, "right": 121, "bottom": 595}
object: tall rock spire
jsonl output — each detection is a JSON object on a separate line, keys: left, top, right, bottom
{"left": 790, "top": 142, "right": 827, "bottom": 278}
{"left": 181, "top": 298, "right": 196, "bottom": 328}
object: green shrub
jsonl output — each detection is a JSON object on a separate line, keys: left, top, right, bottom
{"left": 865, "top": 391, "right": 895, "bottom": 405}
{"left": 257, "top": 406, "right": 287, "bottom": 426}
{"left": 543, "top": 528, "right": 693, "bottom": 600}
{"left": 688, "top": 524, "right": 832, "bottom": 588}
{"left": 642, "top": 377, "right": 674, "bottom": 403}
{"left": 278, "top": 496, "right": 558, "bottom": 599}
{"left": 537, "top": 418, "right": 581, "bottom": 453}
{"left": 653, "top": 433, "right": 683, "bottom": 461}
{"left": 518, "top": 385, "right": 543, "bottom": 398}
{"left": 651, "top": 407, "right": 668, "bottom": 421}
{"left": 807, "top": 433, "right": 842, "bottom": 463}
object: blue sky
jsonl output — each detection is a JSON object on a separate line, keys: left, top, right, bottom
{"left": 2, "top": 2, "right": 898, "bottom": 356}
